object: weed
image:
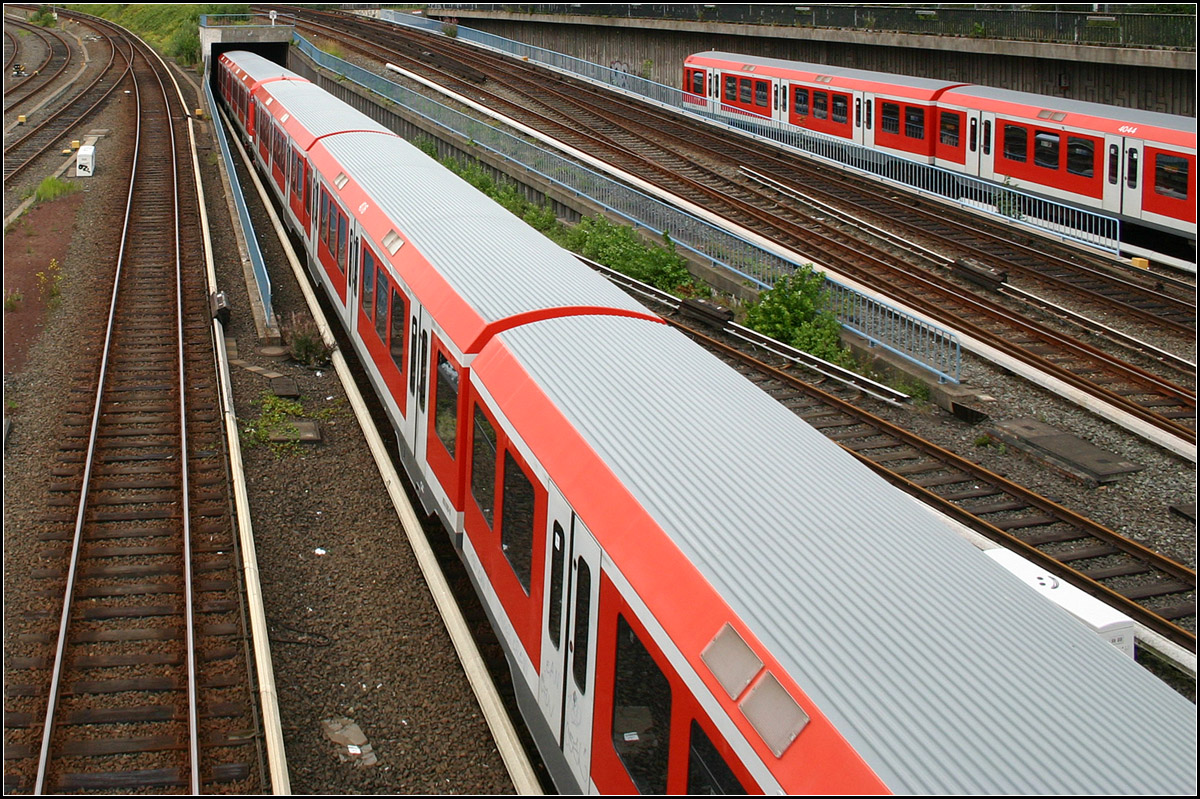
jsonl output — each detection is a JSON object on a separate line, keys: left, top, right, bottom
{"left": 241, "top": 391, "right": 305, "bottom": 458}
{"left": 35, "top": 258, "right": 62, "bottom": 308}
{"left": 33, "top": 175, "right": 78, "bottom": 204}
{"left": 4, "top": 290, "right": 23, "bottom": 312}
{"left": 283, "top": 310, "right": 332, "bottom": 367}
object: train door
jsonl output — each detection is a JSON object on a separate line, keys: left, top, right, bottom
{"left": 538, "top": 488, "right": 602, "bottom": 792}
{"left": 963, "top": 109, "right": 982, "bottom": 175}
{"left": 977, "top": 111, "right": 997, "bottom": 180}
{"left": 1118, "top": 137, "right": 1143, "bottom": 219}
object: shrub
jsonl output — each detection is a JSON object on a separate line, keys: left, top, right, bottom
{"left": 284, "top": 311, "right": 331, "bottom": 367}
{"left": 744, "top": 265, "right": 853, "bottom": 367}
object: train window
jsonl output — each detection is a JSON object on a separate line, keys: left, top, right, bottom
{"left": 905, "top": 106, "right": 925, "bottom": 139}
{"left": 1154, "top": 153, "right": 1189, "bottom": 199}
{"left": 792, "top": 88, "right": 808, "bottom": 116}
{"left": 470, "top": 404, "right": 497, "bottom": 527}
{"left": 940, "top": 111, "right": 961, "bottom": 147}
{"left": 361, "top": 248, "right": 375, "bottom": 318}
{"left": 612, "top": 614, "right": 672, "bottom": 795}
{"left": 689, "top": 70, "right": 704, "bottom": 95}
{"left": 1034, "top": 131, "right": 1060, "bottom": 169}
{"left": 337, "top": 214, "right": 348, "bottom": 273}
{"left": 1003, "top": 124, "right": 1027, "bottom": 162}
{"left": 327, "top": 202, "right": 338, "bottom": 257}
{"left": 1127, "top": 148, "right": 1139, "bottom": 188}
{"left": 754, "top": 80, "right": 768, "bottom": 108}
{"left": 501, "top": 451, "right": 536, "bottom": 594}
{"left": 687, "top": 721, "right": 748, "bottom": 795}
{"left": 548, "top": 521, "right": 566, "bottom": 649}
{"left": 738, "top": 78, "right": 751, "bottom": 104}
{"left": 854, "top": 97, "right": 861, "bottom": 127}
{"left": 865, "top": 99, "right": 872, "bottom": 130}
{"left": 374, "top": 269, "right": 390, "bottom": 342}
{"left": 389, "top": 286, "right": 406, "bottom": 372}
{"left": 969, "top": 117, "right": 977, "bottom": 151}
{"left": 434, "top": 352, "right": 458, "bottom": 457}
{"left": 319, "top": 190, "right": 330, "bottom": 247}
{"left": 832, "top": 94, "right": 848, "bottom": 124}
{"left": 291, "top": 148, "right": 303, "bottom": 196}
{"left": 1108, "top": 144, "right": 1120, "bottom": 184}
{"left": 572, "top": 559, "right": 591, "bottom": 693}
{"left": 880, "top": 102, "right": 900, "bottom": 134}
{"left": 1066, "top": 137, "right": 1095, "bottom": 178}
{"left": 813, "top": 91, "right": 827, "bottom": 120}
{"left": 724, "top": 76, "right": 736, "bottom": 103}
{"left": 982, "top": 120, "right": 991, "bottom": 155}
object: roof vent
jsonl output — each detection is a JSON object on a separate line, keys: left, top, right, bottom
{"left": 334, "top": 172, "right": 349, "bottom": 190}
{"left": 382, "top": 230, "right": 404, "bottom": 255}
{"left": 265, "top": 97, "right": 273, "bottom": 106}
{"left": 700, "top": 623, "right": 762, "bottom": 700}
{"left": 281, "top": 113, "right": 289, "bottom": 124}
{"left": 739, "top": 672, "right": 808, "bottom": 758}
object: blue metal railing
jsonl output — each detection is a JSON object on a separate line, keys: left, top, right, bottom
{"left": 204, "top": 78, "right": 274, "bottom": 326}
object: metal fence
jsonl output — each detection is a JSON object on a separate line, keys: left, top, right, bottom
{"left": 427, "top": 4, "right": 1196, "bottom": 49}
{"left": 295, "top": 33, "right": 962, "bottom": 382}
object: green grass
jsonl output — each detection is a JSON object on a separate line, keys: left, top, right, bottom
{"left": 32, "top": 175, "right": 78, "bottom": 204}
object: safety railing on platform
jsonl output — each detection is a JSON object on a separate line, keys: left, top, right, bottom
{"left": 387, "top": 10, "right": 1121, "bottom": 255}
{"left": 294, "top": 34, "right": 961, "bottom": 383}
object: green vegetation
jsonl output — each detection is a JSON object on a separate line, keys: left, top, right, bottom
{"left": 241, "top": 391, "right": 305, "bottom": 458}
{"left": 5, "top": 290, "right": 24, "bottom": 312}
{"left": 32, "top": 174, "right": 78, "bottom": 204}
{"left": 283, "top": 311, "right": 332, "bottom": 367}
{"left": 30, "top": 5, "right": 57, "bottom": 26}
{"left": 69, "top": 4, "right": 249, "bottom": 66}
{"left": 36, "top": 258, "right": 63, "bottom": 308}
{"left": 743, "top": 265, "right": 854, "bottom": 368}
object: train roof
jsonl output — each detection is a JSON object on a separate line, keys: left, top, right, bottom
{"left": 219, "top": 49, "right": 306, "bottom": 85}
{"left": 476, "top": 312, "right": 1197, "bottom": 794}
{"left": 688, "top": 51, "right": 966, "bottom": 100}
{"left": 313, "top": 132, "right": 654, "bottom": 354}
{"left": 941, "top": 84, "right": 1196, "bottom": 146}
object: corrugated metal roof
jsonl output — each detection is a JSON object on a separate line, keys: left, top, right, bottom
{"left": 315, "top": 132, "right": 651, "bottom": 331}
{"left": 696, "top": 51, "right": 966, "bottom": 93}
{"left": 944, "top": 84, "right": 1196, "bottom": 134}
{"left": 489, "top": 313, "right": 1196, "bottom": 795}
{"left": 222, "top": 50, "right": 304, "bottom": 83}
{"left": 265, "top": 81, "right": 394, "bottom": 140}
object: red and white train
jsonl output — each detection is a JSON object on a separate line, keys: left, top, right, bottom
{"left": 216, "top": 50, "right": 1196, "bottom": 794}
{"left": 684, "top": 52, "right": 1197, "bottom": 242}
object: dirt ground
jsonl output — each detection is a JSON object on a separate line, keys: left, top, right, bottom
{"left": 3, "top": 191, "right": 86, "bottom": 378}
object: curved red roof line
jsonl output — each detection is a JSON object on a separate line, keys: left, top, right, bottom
{"left": 306, "top": 128, "right": 401, "bottom": 152}
{"left": 466, "top": 306, "right": 665, "bottom": 353}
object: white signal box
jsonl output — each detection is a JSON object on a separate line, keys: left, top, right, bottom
{"left": 76, "top": 145, "right": 95, "bottom": 177}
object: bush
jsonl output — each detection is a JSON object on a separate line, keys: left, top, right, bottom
{"left": 284, "top": 311, "right": 331, "bottom": 367}
{"left": 744, "top": 265, "right": 853, "bottom": 367}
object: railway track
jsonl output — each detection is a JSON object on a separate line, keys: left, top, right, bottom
{"left": 3, "top": 16, "right": 72, "bottom": 113}
{"left": 598, "top": 263, "right": 1196, "bottom": 653}
{"left": 2, "top": 19, "right": 262, "bottom": 795}
{"left": 278, "top": 8, "right": 1195, "bottom": 457}
{"left": 3, "top": 14, "right": 121, "bottom": 185}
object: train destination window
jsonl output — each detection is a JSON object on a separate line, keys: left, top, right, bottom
{"left": 470, "top": 405, "right": 497, "bottom": 527}
{"left": 754, "top": 80, "right": 768, "bottom": 108}
{"left": 572, "top": 559, "right": 591, "bottom": 693}
{"left": 831, "top": 94, "right": 847, "bottom": 124}
{"left": 501, "top": 452, "right": 536, "bottom": 593}
{"left": 940, "top": 111, "right": 961, "bottom": 147}
{"left": 612, "top": 614, "right": 672, "bottom": 794}
{"left": 374, "top": 269, "right": 389, "bottom": 342}
{"left": 1003, "top": 124, "right": 1027, "bottom": 162}
{"left": 687, "top": 721, "right": 748, "bottom": 795}
{"left": 434, "top": 352, "right": 459, "bottom": 457}
{"left": 881, "top": 102, "right": 900, "bottom": 134}
{"left": 1034, "top": 131, "right": 1060, "bottom": 169}
{"left": 1066, "top": 137, "right": 1095, "bottom": 178}
{"left": 361, "top": 248, "right": 375, "bottom": 318}
{"left": 1154, "top": 153, "right": 1189, "bottom": 199}
{"left": 548, "top": 521, "right": 566, "bottom": 648}
{"left": 812, "top": 91, "right": 827, "bottom": 120}
{"left": 904, "top": 106, "right": 925, "bottom": 139}
{"left": 389, "top": 287, "right": 406, "bottom": 372}
{"left": 792, "top": 87, "right": 808, "bottom": 116}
